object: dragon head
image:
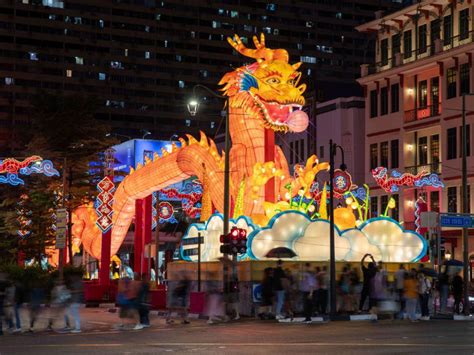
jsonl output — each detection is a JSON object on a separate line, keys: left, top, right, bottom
{"left": 219, "top": 34, "right": 309, "bottom": 133}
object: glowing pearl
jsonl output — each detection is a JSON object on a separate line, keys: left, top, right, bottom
{"left": 345, "top": 197, "right": 353, "bottom": 205}
{"left": 287, "top": 110, "right": 309, "bottom": 133}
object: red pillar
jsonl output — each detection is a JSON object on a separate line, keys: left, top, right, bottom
{"left": 143, "top": 195, "right": 153, "bottom": 277}
{"left": 264, "top": 128, "right": 276, "bottom": 203}
{"left": 99, "top": 229, "right": 111, "bottom": 286}
{"left": 134, "top": 199, "right": 144, "bottom": 275}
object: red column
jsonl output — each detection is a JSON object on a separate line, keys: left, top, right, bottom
{"left": 99, "top": 229, "right": 111, "bottom": 287}
{"left": 264, "top": 128, "right": 276, "bottom": 203}
{"left": 134, "top": 199, "right": 144, "bottom": 274}
{"left": 143, "top": 195, "right": 153, "bottom": 277}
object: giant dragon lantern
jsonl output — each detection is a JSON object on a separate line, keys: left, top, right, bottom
{"left": 74, "top": 34, "right": 428, "bottom": 264}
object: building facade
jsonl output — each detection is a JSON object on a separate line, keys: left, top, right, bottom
{"left": 357, "top": 0, "right": 474, "bottom": 261}
{"left": 281, "top": 96, "right": 366, "bottom": 186}
{"left": 0, "top": 0, "right": 401, "bottom": 153}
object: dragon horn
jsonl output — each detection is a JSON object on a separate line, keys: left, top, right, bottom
{"left": 227, "top": 33, "right": 289, "bottom": 63}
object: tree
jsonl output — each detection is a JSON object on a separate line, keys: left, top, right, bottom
{"left": 1, "top": 92, "right": 116, "bottom": 265}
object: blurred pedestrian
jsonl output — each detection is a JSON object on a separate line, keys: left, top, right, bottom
{"left": 349, "top": 267, "right": 360, "bottom": 313}
{"left": 258, "top": 267, "right": 274, "bottom": 320}
{"left": 4, "top": 279, "right": 15, "bottom": 332}
{"left": 316, "top": 266, "right": 328, "bottom": 315}
{"left": 338, "top": 266, "right": 351, "bottom": 313}
{"left": 359, "top": 254, "right": 376, "bottom": 312}
{"left": 225, "top": 275, "right": 240, "bottom": 321}
{"left": 117, "top": 276, "right": 142, "bottom": 330}
{"left": 370, "top": 262, "right": 388, "bottom": 319}
{"left": 47, "top": 280, "right": 71, "bottom": 331}
{"left": 166, "top": 270, "right": 190, "bottom": 325}
{"left": 452, "top": 271, "right": 463, "bottom": 315}
{"left": 273, "top": 260, "right": 287, "bottom": 320}
{"left": 395, "top": 264, "right": 406, "bottom": 318}
{"left": 417, "top": 271, "right": 431, "bottom": 320}
{"left": 13, "top": 279, "right": 24, "bottom": 332}
{"left": 205, "top": 272, "right": 226, "bottom": 324}
{"left": 137, "top": 275, "right": 150, "bottom": 328}
{"left": 0, "top": 272, "right": 8, "bottom": 336}
{"left": 67, "top": 273, "right": 83, "bottom": 333}
{"left": 28, "top": 279, "right": 45, "bottom": 332}
{"left": 438, "top": 270, "right": 449, "bottom": 314}
{"left": 283, "top": 268, "right": 295, "bottom": 319}
{"left": 404, "top": 270, "right": 419, "bottom": 322}
{"left": 300, "top": 263, "right": 316, "bottom": 323}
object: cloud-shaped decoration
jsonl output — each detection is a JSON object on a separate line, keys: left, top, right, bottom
{"left": 342, "top": 228, "right": 382, "bottom": 261}
{"left": 247, "top": 211, "right": 310, "bottom": 260}
{"left": 359, "top": 217, "right": 427, "bottom": 262}
{"left": 293, "top": 220, "right": 351, "bottom": 261}
{"left": 180, "top": 214, "right": 256, "bottom": 262}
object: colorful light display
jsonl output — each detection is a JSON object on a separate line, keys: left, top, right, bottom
{"left": 0, "top": 156, "right": 59, "bottom": 185}
{"left": 372, "top": 167, "right": 429, "bottom": 193}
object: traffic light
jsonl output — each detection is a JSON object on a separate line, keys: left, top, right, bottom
{"left": 220, "top": 227, "right": 248, "bottom": 255}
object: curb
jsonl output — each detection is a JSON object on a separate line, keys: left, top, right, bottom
{"left": 350, "top": 314, "right": 377, "bottom": 321}
{"left": 278, "top": 317, "right": 325, "bottom": 323}
{"left": 453, "top": 314, "right": 474, "bottom": 321}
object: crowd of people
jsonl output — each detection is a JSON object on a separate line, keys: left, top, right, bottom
{"left": 0, "top": 271, "right": 82, "bottom": 335}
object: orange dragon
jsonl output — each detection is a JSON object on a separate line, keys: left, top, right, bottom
{"left": 76, "top": 34, "right": 325, "bottom": 259}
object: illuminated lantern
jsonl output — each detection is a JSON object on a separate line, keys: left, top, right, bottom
{"left": 334, "top": 207, "right": 356, "bottom": 230}
{"left": 287, "top": 110, "right": 309, "bottom": 133}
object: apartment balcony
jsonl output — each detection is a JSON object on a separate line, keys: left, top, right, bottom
{"left": 405, "top": 162, "right": 441, "bottom": 176}
{"left": 403, "top": 104, "right": 441, "bottom": 123}
{"left": 360, "top": 32, "right": 474, "bottom": 77}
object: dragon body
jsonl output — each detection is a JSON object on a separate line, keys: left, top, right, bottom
{"left": 0, "top": 156, "right": 42, "bottom": 174}
{"left": 78, "top": 34, "right": 314, "bottom": 259}
{"left": 372, "top": 167, "right": 428, "bottom": 193}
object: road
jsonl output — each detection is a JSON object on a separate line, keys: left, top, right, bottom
{"left": 1, "top": 308, "right": 474, "bottom": 354}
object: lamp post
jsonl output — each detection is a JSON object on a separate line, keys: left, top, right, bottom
{"left": 188, "top": 84, "right": 231, "bottom": 295}
{"left": 461, "top": 93, "right": 473, "bottom": 316}
{"left": 328, "top": 139, "right": 346, "bottom": 320}
{"left": 141, "top": 130, "right": 152, "bottom": 139}
{"left": 105, "top": 133, "right": 132, "bottom": 141}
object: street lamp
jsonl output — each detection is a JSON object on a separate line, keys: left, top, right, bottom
{"left": 188, "top": 84, "right": 231, "bottom": 299}
{"left": 106, "top": 132, "right": 132, "bottom": 141}
{"left": 328, "top": 139, "right": 346, "bottom": 320}
{"left": 141, "top": 130, "right": 152, "bottom": 139}
{"left": 461, "top": 93, "right": 473, "bottom": 316}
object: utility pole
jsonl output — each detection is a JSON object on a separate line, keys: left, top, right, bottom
{"left": 461, "top": 93, "right": 470, "bottom": 315}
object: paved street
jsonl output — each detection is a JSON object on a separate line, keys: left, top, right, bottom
{"left": 1, "top": 308, "right": 474, "bottom": 354}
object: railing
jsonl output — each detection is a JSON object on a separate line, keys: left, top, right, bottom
{"left": 361, "top": 31, "right": 474, "bottom": 77}
{"left": 405, "top": 162, "right": 441, "bottom": 175}
{"left": 403, "top": 103, "right": 441, "bottom": 123}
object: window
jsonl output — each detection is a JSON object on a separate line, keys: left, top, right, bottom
{"left": 447, "top": 67, "right": 457, "bottom": 99}
{"left": 418, "top": 24, "right": 427, "bottom": 54}
{"left": 178, "top": 80, "right": 185, "bottom": 88}
{"left": 460, "top": 63, "right": 470, "bottom": 95}
{"left": 392, "top": 34, "right": 401, "bottom": 58}
{"left": 380, "top": 141, "right": 389, "bottom": 167}
{"left": 145, "top": 51, "right": 150, "bottom": 59}
{"left": 443, "top": 15, "right": 452, "bottom": 45}
{"left": 381, "top": 195, "right": 388, "bottom": 215}
{"left": 5, "top": 77, "right": 14, "bottom": 85}
{"left": 447, "top": 127, "right": 457, "bottom": 159}
{"left": 459, "top": 124, "right": 471, "bottom": 157}
{"left": 370, "top": 196, "right": 378, "bottom": 217}
{"left": 75, "top": 56, "right": 83, "bottom": 65}
{"left": 370, "top": 90, "right": 378, "bottom": 118}
{"left": 391, "top": 194, "right": 399, "bottom": 220}
{"left": 430, "top": 134, "right": 440, "bottom": 171}
{"left": 418, "top": 80, "right": 428, "bottom": 108}
{"left": 99, "top": 73, "right": 106, "bottom": 81}
{"left": 431, "top": 77, "right": 440, "bottom": 114}
{"left": 430, "top": 19, "right": 441, "bottom": 46}
{"left": 447, "top": 186, "right": 457, "bottom": 213}
{"left": 380, "top": 87, "right": 388, "bottom": 115}
{"left": 380, "top": 38, "right": 388, "bottom": 66}
{"left": 460, "top": 9, "right": 469, "bottom": 40}
{"left": 66, "top": 69, "right": 72, "bottom": 77}
{"left": 319, "top": 146, "right": 324, "bottom": 159}
{"left": 418, "top": 136, "right": 428, "bottom": 165}
{"left": 370, "top": 143, "right": 378, "bottom": 169}
{"left": 29, "top": 52, "right": 38, "bottom": 61}
{"left": 391, "top": 139, "right": 399, "bottom": 169}
{"left": 430, "top": 191, "right": 440, "bottom": 212}
{"left": 403, "top": 30, "right": 412, "bottom": 59}
{"left": 185, "top": 119, "right": 191, "bottom": 127}
{"left": 391, "top": 83, "right": 399, "bottom": 113}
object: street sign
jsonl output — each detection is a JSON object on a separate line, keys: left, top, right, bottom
{"left": 56, "top": 208, "right": 68, "bottom": 229}
{"left": 439, "top": 213, "right": 474, "bottom": 228}
{"left": 56, "top": 228, "right": 66, "bottom": 249}
{"left": 420, "top": 211, "right": 439, "bottom": 228}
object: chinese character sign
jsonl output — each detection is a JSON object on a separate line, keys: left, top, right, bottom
{"left": 96, "top": 176, "right": 115, "bottom": 232}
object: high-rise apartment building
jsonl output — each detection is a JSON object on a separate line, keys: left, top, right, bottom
{"left": 357, "top": 0, "right": 474, "bottom": 261}
{"left": 0, "top": 0, "right": 400, "bottom": 153}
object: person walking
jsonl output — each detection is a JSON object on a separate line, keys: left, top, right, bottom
{"left": 359, "top": 254, "right": 376, "bottom": 312}
{"left": 47, "top": 280, "right": 71, "bottom": 331}
{"left": 395, "top": 264, "right": 406, "bottom": 318}
{"left": 258, "top": 268, "right": 274, "bottom": 320}
{"left": 317, "top": 266, "right": 328, "bottom": 315}
{"left": 438, "top": 270, "right": 449, "bottom": 314}
{"left": 166, "top": 271, "right": 190, "bottom": 325}
{"left": 273, "top": 260, "right": 287, "bottom": 320}
{"left": 67, "top": 273, "right": 83, "bottom": 333}
{"left": 452, "top": 271, "right": 463, "bottom": 314}
{"left": 404, "top": 270, "right": 419, "bottom": 322}
{"left": 417, "top": 272, "right": 431, "bottom": 320}
{"left": 299, "top": 263, "right": 316, "bottom": 323}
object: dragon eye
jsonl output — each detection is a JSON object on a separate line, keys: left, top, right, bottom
{"left": 288, "top": 79, "right": 296, "bottom": 86}
{"left": 266, "top": 78, "right": 280, "bottom": 85}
